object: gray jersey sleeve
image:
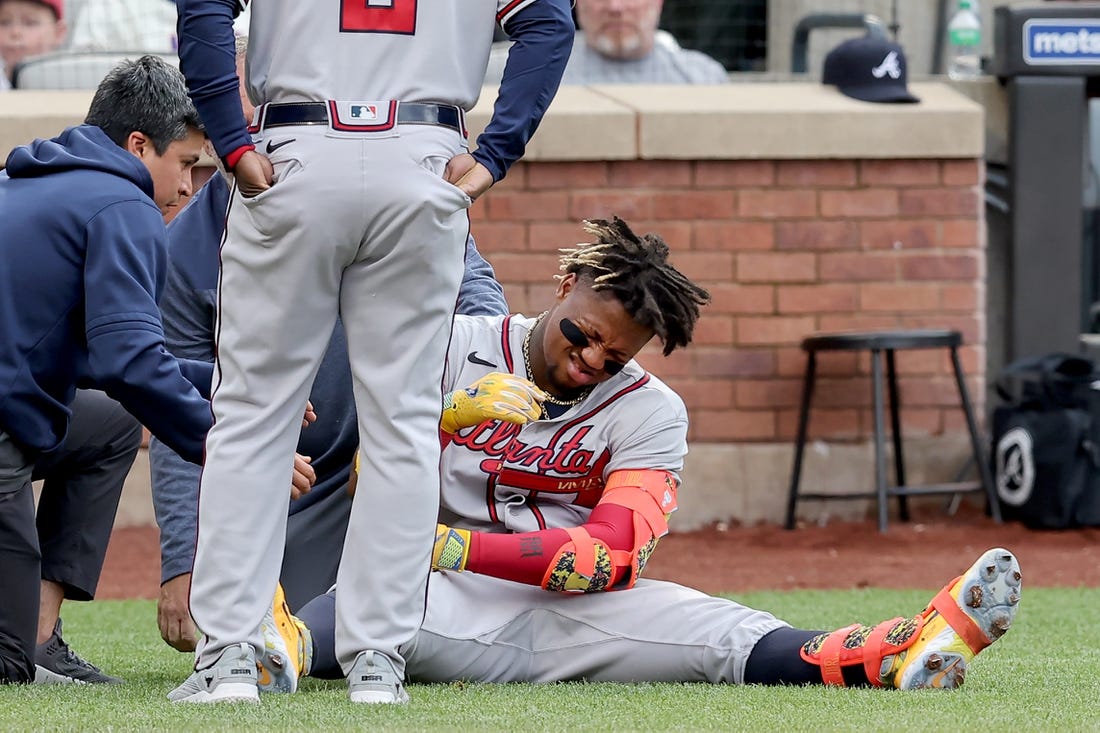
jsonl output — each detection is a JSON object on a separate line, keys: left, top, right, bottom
{"left": 150, "top": 435, "right": 201, "bottom": 583}
{"left": 457, "top": 235, "right": 508, "bottom": 317}
{"left": 606, "top": 389, "right": 689, "bottom": 477}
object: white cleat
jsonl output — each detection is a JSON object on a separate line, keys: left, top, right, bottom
{"left": 347, "top": 650, "right": 409, "bottom": 704}
{"left": 168, "top": 643, "right": 260, "bottom": 704}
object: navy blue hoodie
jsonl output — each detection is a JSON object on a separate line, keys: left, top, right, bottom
{"left": 0, "top": 124, "right": 212, "bottom": 463}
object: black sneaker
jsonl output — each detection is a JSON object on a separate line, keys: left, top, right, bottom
{"left": 34, "top": 619, "right": 123, "bottom": 684}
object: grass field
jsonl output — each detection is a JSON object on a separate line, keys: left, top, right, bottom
{"left": 5, "top": 587, "right": 1098, "bottom": 732}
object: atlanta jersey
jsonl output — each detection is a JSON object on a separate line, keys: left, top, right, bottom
{"left": 440, "top": 314, "right": 689, "bottom": 534}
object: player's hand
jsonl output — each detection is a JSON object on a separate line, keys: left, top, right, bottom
{"left": 234, "top": 149, "right": 275, "bottom": 198}
{"left": 302, "top": 400, "right": 317, "bottom": 428}
{"left": 158, "top": 573, "right": 198, "bottom": 652}
{"left": 440, "top": 372, "right": 547, "bottom": 434}
{"left": 346, "top": 450, "right": 359, "bottom": 498}
{"left": 291, "top": 453, "right": 315, "bottom": 500}
{"left": 443, "top": 153, "right": 494, "bottom": 201}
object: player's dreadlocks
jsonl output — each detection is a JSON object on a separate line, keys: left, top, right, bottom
{"left": 557, "top": 217, "right": 711, "bottom": 356}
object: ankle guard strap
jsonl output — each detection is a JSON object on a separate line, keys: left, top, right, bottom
{"left": 800, "top": 616, "right": 924, "bottom": 687}
{"left": 929, "top": 575, "right": 991, "bottom": 655}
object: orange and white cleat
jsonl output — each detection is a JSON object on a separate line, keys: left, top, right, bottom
{"left": 800, "top": 547, "right": 1021, "bottom": 690}
{"left": 891, "top": 547, "right": 1021, "bottom": 689}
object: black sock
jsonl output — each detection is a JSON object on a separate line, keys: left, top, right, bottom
{"left": 744, "top": 627, "right": 871, "bottom": 686}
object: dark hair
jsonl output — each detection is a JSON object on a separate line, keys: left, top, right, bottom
{"left": 558, "top": 217, "right": 711, "bottom": 355}
{"left": 84, "top": 55, "right": 204, "bottom": 155}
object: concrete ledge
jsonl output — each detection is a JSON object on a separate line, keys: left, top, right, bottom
{"left": 590, "top": 82, "right": 984, "bottom": 160}
{"left": 5, "top": 82, "right": 984, "bottom": 164}
{"left": 469, "top": 82, "right": 984, "bottom": 162}
{"left": 0, "top": 90, "right": 93, "bottom": 156}
{"left": 469, "top": 85, "right": 637, "bottom": 161}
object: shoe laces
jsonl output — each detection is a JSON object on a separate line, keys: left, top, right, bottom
{"left": 46, "top": 634, "right": 104, "bottom": 674}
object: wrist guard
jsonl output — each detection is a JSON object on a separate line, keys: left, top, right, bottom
{"left": 432, "top": 524, "right": 472, "bottom": 572}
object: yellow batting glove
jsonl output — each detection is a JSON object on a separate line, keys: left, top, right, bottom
{"left": 440, "top": 372, "right": 546, "bottom": 434}
{"left": 432, "top": 523, "right": 471, "bottom": 572}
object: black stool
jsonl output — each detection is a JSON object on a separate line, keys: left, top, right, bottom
{"left": 784, "top": 329, "right": 1002, "bottom": 533}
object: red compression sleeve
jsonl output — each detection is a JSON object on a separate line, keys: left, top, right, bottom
{"left": 465, "top": 503, "right": 635, "bottom": 586}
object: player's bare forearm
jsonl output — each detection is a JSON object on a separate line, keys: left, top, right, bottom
{"left": 444, "top": 153, "right": 494, "bottom": 201}
{"left": 234, "top": 150, "right": 274, "bottom": 197}
{"left": 158, "top": 573, "right": 198, "bottom": 652}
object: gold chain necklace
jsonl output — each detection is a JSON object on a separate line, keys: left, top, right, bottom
{"left": 522, "top": 311, "right": 592, "bottom": 409}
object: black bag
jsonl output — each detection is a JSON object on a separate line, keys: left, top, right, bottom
{"left": 991, "top": 353, "right": 1100, "bottom": 529}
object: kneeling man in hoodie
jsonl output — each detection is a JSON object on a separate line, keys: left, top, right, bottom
{"left": 0, "top": 55, "right": 213, "bottom": 684}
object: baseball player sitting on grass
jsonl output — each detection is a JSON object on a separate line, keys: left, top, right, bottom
{"left": 256, "top": 217, "right": 1020, "bottom": 693}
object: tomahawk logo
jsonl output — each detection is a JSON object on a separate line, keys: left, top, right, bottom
{"left": 871, "top": 51, "right": 902, "bottom": 79}
{"left": 995, "top": 427, "right": 1035, "bottom": 507}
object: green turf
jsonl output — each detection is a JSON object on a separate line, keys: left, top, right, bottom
{"left": 3, "top": 588, "right": 1097, "bottom": 732}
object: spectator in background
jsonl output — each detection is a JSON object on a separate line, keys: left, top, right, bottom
{"left": 0, "top": 0, "right": 66, "bottom": 89}
{"left": 67, "top": 0, "right": 176, "bottom": 52}
{"left": 67, "top": 0, "right": 249, "bottom": 54}
{"left": 485, "top": 0, "right": 728, "bottom": 85}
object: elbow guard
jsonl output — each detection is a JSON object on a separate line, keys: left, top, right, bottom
{"left": 599, "top": 469, "right": 679, "bottom": 590}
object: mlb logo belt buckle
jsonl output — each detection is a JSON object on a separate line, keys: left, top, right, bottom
{"left": 329, "top": 100, "right": 398, "bottom": 131}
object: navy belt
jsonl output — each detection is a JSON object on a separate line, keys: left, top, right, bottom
{"left": 259, "top": 101, "right": 463, "bottom": 134}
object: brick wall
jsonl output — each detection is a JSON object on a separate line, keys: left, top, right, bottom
{"left": 470, "top": 157, "right": 985, "bottom": 446}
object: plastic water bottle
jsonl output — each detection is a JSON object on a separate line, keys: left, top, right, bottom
{"left": 947, "top": 0, "right": 982, "bottom": 80}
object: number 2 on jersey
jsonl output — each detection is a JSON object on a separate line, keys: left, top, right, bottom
{"left": 340, "top": 0, "right": 417, "bottom": 34}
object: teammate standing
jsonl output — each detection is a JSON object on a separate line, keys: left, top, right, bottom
{"left": 171, "top": 0, "right": 574, "bottom": 705}
{"left": 275, "top": 218, "right": 1022, "bottom": 693}
{"left": 152, "top": 36, "right": 510, "bottom": 655}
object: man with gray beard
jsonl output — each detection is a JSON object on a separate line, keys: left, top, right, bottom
{"left": 485, "top": 0, "right": 729, "bottom": 85}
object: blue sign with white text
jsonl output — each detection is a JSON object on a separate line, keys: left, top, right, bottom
{"left": 1024, "top": 19, "right": 1100, "bottom": 65}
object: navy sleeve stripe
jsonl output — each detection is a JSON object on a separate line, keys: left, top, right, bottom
{"left": 87, "top": 311, "right": 163, "bottom": 337}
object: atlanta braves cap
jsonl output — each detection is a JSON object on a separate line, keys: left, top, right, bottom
{"left": 822, "top": 34, "right": 919, "bottom": 104}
